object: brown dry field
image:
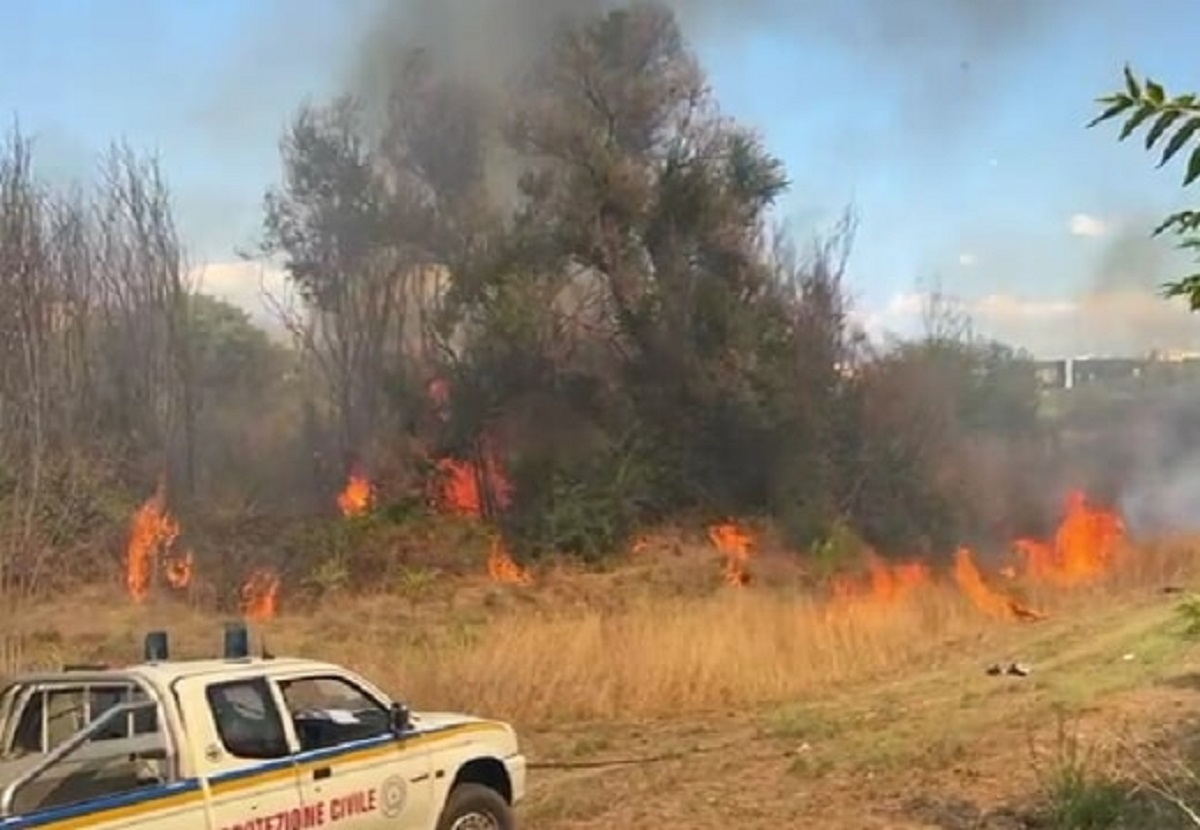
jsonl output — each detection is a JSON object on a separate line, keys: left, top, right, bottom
{"left": 6, "top": 535, "right": 1200, "bottom": 828}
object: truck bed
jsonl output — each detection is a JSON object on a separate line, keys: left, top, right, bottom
{"left": 1, "top": 733, "right": 168, "bottom": 817}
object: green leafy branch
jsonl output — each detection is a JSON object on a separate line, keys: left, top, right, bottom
{"left": 1089, "top": 65, "right": 1200, "bottom": 308}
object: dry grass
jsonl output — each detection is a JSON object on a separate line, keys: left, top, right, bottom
{"left": 1, "top": 582, "right": 981, "bottom": 724}
{"left": 3, "top": 535, "right": 1197, "bottom": 731}
{"left": 5, "top": 538, "right": 1200, "bottom": 828}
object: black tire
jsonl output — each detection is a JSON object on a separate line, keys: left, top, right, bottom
{"left": 435, "top": 782, "right": 515, "bottom": 830}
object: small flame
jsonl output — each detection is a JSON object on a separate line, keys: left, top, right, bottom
{"left": 953, "top": 547, "right": 1046, "bottom": 622}
{"left": 126, "top": 481, "right": 181, "bottom": 603}
{"left": 337, "top": 468, "right": 374, "bottom": 518}
{"left": 163, "top": 551, "right": 194, "bottom": 589}
{"left": 1013, "top": 490, "right": 1125, "bottom": 586}
{"left": 708, "top": 522, "right": 754, "bottom": 586}
{"left": 240, "top": 569, "right": 280, "bottom": 621}
{"left": 487, "top": 537, "right": 533, "bottom": 586}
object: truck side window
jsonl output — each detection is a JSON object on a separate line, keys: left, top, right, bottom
{"left": 89, "top": 687, "right": 129, "bottom": 740}
{"left": 44, "top": 690, "right": 88, "bottom": 747}
{"left": 11, "top": 691, "right": 44, "bottom": 753}
{"left": 89, "top": 686, "right": 158, "bottom": 740}
{"left": 278, "top": 676, "right": 390, "bottom": 752}
{"left": 205, "top": 679, "right": 289, "bottom": 760}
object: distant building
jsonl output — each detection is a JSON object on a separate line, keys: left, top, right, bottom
{"left": 1032, "top": 352, "right": 1197, "bottom": 391}
{"left": 1149, "top": 348, "right": 1200, "bottom": 363}
{"left": 1033, "top": 359, "right": 1068, "bottom": 390}
{"left": 1068, "top": 357, "right": 1143, "bottom": 387}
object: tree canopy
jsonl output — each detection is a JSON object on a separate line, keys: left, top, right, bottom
{"left": 254, "top": 1, "right": 1052, "bottom": 563}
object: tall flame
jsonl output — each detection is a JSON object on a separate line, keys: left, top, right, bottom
{"left": 240, "top": 569, "right": 280, "bottom": 621}
{"left": 435, "top": 449, "right": 513, "bottom": 519}
{"left": 1013, "top": 490, "right": 1125, "bottom": 585}
{"left": 125, "top": 481, "right": 181, "bottom": 603}
{"left": 425, "top": 377, "right": 522, "bottom": 583}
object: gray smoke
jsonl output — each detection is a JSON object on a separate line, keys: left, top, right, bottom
{"left": 344, "top": 0, "right": 1079, "bottom": 128}
{"left": 169, "top": 0, "right": 1101, "bottom": 260}
{"left": 1117, "top": 381, "right": 1200, "bottom": 535}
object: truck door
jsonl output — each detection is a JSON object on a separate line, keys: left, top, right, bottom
{"left": 190, "top": 677, "right": 306, "bottom": 829}
{"left": 271, "top": 673, "right": 435, "bottom": 829}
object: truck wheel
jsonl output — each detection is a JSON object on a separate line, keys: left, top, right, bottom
{"left": 436, "top": 782, "right": 515, "bottom": 830}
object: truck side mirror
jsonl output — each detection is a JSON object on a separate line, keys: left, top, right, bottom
{"left": 389, "top": 701, "right": 411, "bottom": 735}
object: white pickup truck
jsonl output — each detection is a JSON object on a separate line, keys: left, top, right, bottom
{"left": 0, "top": 626, "right": 526, "bottom": 829}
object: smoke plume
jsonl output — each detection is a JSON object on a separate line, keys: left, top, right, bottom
{"left": 335, "top": 0, "right": 1081, "bottom": 148}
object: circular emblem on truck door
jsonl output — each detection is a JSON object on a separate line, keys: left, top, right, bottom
{"left": 380, "top": 775, "right": 407, "bottom": 818}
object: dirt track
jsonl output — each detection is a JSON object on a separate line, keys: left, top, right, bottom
{"left": 517, "top": 595, "right": 1200, "bottom": 829}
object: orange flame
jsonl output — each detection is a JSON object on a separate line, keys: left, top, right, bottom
{"left": 867, "top": 555, "right": 930, "bottom": 602}
{"left": 125, "top": 482, "right": 181, "bottom": 603}
{"left": 487, "top": 537, "right": 533, "bottom": 586}
{"left": 163, "top": 551, "right": 194, "bottom": 589}
{"left": 337, "top": 467, "right": 374, "bottom": 518}
{"left": 708, "top": 522, "right": 754, "bottom": 586}
{"left": 1013, "top": 490, "right": 1125, "bottom": 586}
{"left": 435, "top": 450, "right": 513, "bottom": 519}
{"left": 826, "top": 553, "right": 932, "bottom": 618}
{"left": 953, "top": 547, "right": 1046, "bottom": 621}
{"left": 240, "top": 568, "right": 280, "bottom": 621}
{"left": 425, "top": 378, "right": 521, "bottom": 583}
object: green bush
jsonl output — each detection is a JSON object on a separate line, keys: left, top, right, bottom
{"left": 501, "top": 442, "right": 649, "bottom": 563}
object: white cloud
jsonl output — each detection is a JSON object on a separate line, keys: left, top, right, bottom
{"left": 1068, "top": 212, "right": 1109, "bottom": 238}
{"left": 957, "top": 252, "right": 977, "bottom": 267}
{"left": 858, "top": 288, "right": 1200, "bottom": 357}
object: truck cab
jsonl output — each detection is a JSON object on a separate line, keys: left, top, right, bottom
{"left": 0, "top": 626, "right": 525, "bottom": 829}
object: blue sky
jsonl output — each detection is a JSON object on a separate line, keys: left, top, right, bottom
{"left": 1, "top": 0, "right": 1198, "bottom": 355}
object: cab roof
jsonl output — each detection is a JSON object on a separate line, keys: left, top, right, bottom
{"left": 8, "top": 656, "right": 346, "bottom": 688}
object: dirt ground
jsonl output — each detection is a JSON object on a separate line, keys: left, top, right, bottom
{"left": 516, "top": 589, "right": 1200, "bottom": 828}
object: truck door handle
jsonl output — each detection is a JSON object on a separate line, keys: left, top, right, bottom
{"left": 313, "top": 766, "right": 331, "bottom": 781}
